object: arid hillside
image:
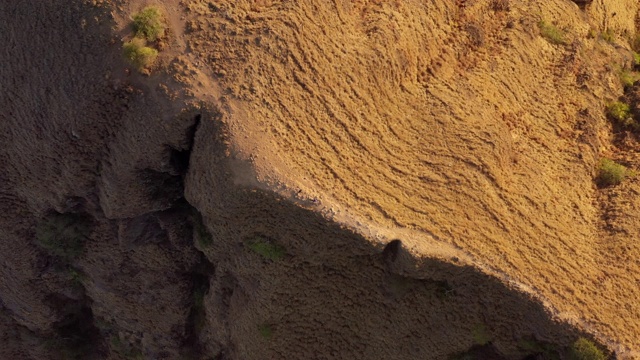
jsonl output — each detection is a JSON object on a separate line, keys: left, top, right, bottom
{"left": 1, "top": 0, "right": 640, "bottom": 359}
{"left": 183, "top": 0, "right": 640, "bottom": 356}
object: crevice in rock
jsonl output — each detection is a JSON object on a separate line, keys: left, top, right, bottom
{"left": 117, "top": 212, "right": 169, "bottom": 247}
{"left": 135, "top": 113, "right": 202, "bottom": 210}
{"left": 183, "top": 252, "right": 214, "bottom": 358}
{"left": 47, "top": 300, "right": 104, "bottom": 359}
{"left": 137, "top": 168, "right": 185, "bottom": 206}
{"left": 189, "top": 205, "right": 214, "bottom": 248}
{"left": 170, "top": 114, "right": 201, "bottom": 177}
{"left": 571, "top": 0, "right": 592, "bottom": 10}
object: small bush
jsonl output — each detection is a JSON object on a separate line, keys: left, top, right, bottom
{"left": 633, "top": 52, "right": 640, "bottom": 67}
{"left": 600, "top": 29, "right": 615, "bottom": 44}
{"left": 258, "top": 324, "right": 273, "bottom": 339}
{"left": 247, "top": 237, "right": 285, "bottom": 261}
{"left": 539, "top": 21, "right": 566, "bottom": 45}
{"left": 598, "top": 158, "right": 628, "bottom": 186}
{"left": 606, "top": 101, "right": 632, "bottom": 122}
{"left": 132, "top": 6, "right": 165, "bottom": 41}
{"left": 123, "top": 38, "right": 158, "bottom": 71}
{"left": 570, "top": 338, "right": 605, "bottom": 360}
{"left": 619, "top": 69, "right": 640, "bottom": 88}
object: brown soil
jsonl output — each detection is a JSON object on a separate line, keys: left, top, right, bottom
{"left": 1, "top": 0, "right": 640, "bottom": 359}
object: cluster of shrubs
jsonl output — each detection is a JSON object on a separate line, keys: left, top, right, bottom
{"left": 123, "top": 6, "right": 166, "bottom": 72}
{"left": 599, "top": 101, "right": 637, "bottom": 187}
{"left": 598, "top": 35, "right": 640, "bottom": 187}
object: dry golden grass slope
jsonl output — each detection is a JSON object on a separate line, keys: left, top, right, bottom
{"left": 174, "top": 0, "right": 640, "bottom": 356}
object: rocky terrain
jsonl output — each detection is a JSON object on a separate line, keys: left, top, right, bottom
{"left": 1, "top": 0, "right": 640, "bottom": 359}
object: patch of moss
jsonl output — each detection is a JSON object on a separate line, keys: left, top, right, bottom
{"left": 539, "top": 21, "right": 566, "bottom": 45}
{"left": 600, "top": 29, "right": 615, "bottom": 44}
{"left": 472, "top": 324, "right": 491, "bottom": 345}
{"left": 247, "top": 236, "right": 285, "bottom": 261}
{"left": 258, "top": 324, "right": 273, "bottom": 340}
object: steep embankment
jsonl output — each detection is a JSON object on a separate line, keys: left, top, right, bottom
{"left": 1, "top": 0, "right": 640, "bottom": 359}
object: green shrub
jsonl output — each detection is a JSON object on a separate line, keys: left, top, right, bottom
{"left": 600, "top": 29, "right": 615, "bottom": 44}
{"left": 36, "top": 213, "right": 90, "bottom": 260}
{"left": 123, "top": 38, "right": 158, "bottom": 71}
{"left": 619, "top": 70, "right": 640, "bottom": 88}
{"left": 633, "top": 52, "right": 640, "bottom": 67}
{"left": 248, "top": 237, "right": 285, "bottom": 260}
{"left": 258, "top": 324, "right": 273, "bottom": 339}
{"left": 539, "top": 21, "right": 566, "bottom": 45}
{"left": 570, "top": 338, "right": 605, "bottom": 360}
{"left": 132, "top": 6, "right": 165, "bottom": 41}
{"left": 606, "top": 101, "right": 632, "bottom": 122}
{"left": 598, "top": 158, "right": 628, "bottom": 186}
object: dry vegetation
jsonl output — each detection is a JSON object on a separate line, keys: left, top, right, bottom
{"left": 539, "top": 20, "right": 567, "bottom": 45}
{"left": 122, "top": 38, "right": 158, "bottom": 71}
{"left": 122, "top": 6, "right": 166, "bottom": 72}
